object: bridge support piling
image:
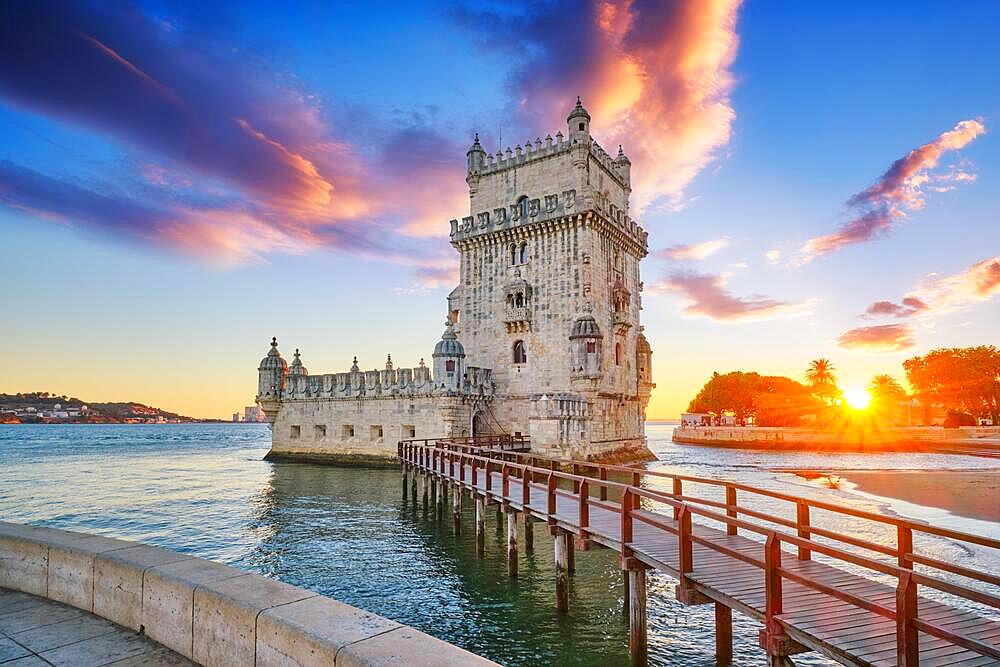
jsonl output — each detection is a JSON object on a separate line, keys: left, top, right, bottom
{"left": 567, "top": 534, "right": 575, "bottom": 575}
{"left": 715, "top": 602, "right": 733, "bottom": 665}
{"left": 411, "top": 471, "right": 417, "bottom": 505}
{"left": 422, "top": 475, "right": 429, "bottom": 514}
{"left": 628, "top": 568, "right": 648, "bottom": 667}
{"left": 555, "top": 531, "right": 569, "bottom": 613}
{"left": 506, "top": 510, "right": 518, "bottom": 578}
{"left": 436, "top": 478, "right": 444, "bottom": 521}
{"left": 623, "top": 571, "right": 630, "bottom": 621}
{"left": 452, "top": 484, "right": 462, "bottom": 535}
{"left": 523, "top": 516, "right": 534, "bottom": 553}
{"left": 495, "top": 502, "right": 502, "bottom": 535}
{"left": 402, "top": 468, "right": 408, "bottom": 502}
{"left": 475, "top": 496, "right": 486, "bottom": 557}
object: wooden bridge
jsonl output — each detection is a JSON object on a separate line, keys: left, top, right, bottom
{"left": 398, "top": 437, "right": 1000, "bottom": 666}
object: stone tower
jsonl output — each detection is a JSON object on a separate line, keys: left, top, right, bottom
{"left": 447, "top": 99, "right": 654, "bottom": 460}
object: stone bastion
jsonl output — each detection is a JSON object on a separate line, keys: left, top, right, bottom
{"left": 0, "top": 522, "right": 496, "bottom": 666}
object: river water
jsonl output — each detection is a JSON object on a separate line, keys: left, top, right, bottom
{"left": 1, "top": 423, "right": 997, "bottom": 666}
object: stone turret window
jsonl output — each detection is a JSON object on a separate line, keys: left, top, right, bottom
{"left": 342, "top": 425, "right": 354, "bottom": 438}
{"left": 290, "top": 425, "right": 301, "bottom": 439}
{"left": 445, "top": 359, "right": 455, "bottom": 373}
{"left": 615, "top": 343, "right": 623, "bottom": 366}
{"left": 586, "top": 341, "right": 596, "bottom": 353}
{"left": 314, "top": 425, "right": 326, "bottom": 439}
{"left": 513, "top": 340, "right": 527, "bottom": 364}
{"left": 510, "top": 241, "right": 529, "bottom": 266}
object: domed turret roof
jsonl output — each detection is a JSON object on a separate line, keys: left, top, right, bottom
{"left": 259, "top": 337, "right": 288, "bottom": 370}
{"left": 288, "top": 349, "right": 308, "bottom": 376}
{"left": 570, "top": 314, "right": 602, "bottom": 339}
{"left": 433, "top": 320, "right": 465, "bottom": 357}
{"left": 466, "top": 132, "right": 484, "bottom": 155}
{"left": 567, "top": 96, "right": 591, "bottom": 122}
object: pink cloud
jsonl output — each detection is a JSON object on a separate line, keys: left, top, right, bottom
{"left": 801, "top": 119, "right": 985, "bottom": 259}
{"left": 458, "top": 0, "right": 742, "bottom": 212}
{"left": 910, "top": 255, "right": 1000, "bottom": 310}
{"left": 653, "top": 270, "right": 813, "bottom": 322}
{"left": 660, "top": 237, "right": 730, "bottom": 261}
{"left": 863, "top": 296, "right": 928, "bottom": 319}
{"left": 837, "top": 324, "right": 915, "bottom": 353}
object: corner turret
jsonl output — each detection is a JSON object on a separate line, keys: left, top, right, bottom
{"left": 614, "top": 144, "right": 632, "bottom": 190}
{"left": 256, "top": 337, "right": 287, "bottom": 423}
{"left": 567, "top": 96, "right": 591, "bottom": 142}
{"left": 432, "top": 320, "right": 465, "bottom": 391}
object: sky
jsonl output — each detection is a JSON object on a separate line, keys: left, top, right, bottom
{"left": 1, "top": 0, "right": 998, "bottom": 419}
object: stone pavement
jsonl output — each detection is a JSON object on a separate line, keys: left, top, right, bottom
{"left": 0, "top": 588, "right": 193, "bottom": 666}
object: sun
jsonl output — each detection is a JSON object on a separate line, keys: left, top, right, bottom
{"left": 843, "top": 387, "right": 872, "bottom": 410}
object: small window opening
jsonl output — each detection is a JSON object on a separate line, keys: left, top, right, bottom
{"left": 371, "top": 425, "right": 383, "bottom": 440}
{"left": 450, "top": 309, "right": 460, "bottom": 324}
{"left": 514, "top": 292, "right": 524, "bottom": 308}
{"left": 510, "top": 244, "right": 518, "bottom": 265}
{"left": 586, "top": 341, "right": 596, "bottom": 353}
{"left": 578, "top": 122, "right": 585, "bottom": 131}
{"left": 518, "top": 196, "right": 529, "bottom": 220}
{"left": 445, "top": 359, "right": 455, "bottom": 373}
{"left": 342, "top": 424, "right": 355, "bottom": 438}
{"left": 290, "top": 425, "right": 301, "bottom": 439}
{"left": 314, "top": 424, "right": 326, "bottom": 439}
{"left": 513, "top": 340, "right": 527, "bottom": 364}
{"left": 403, "top": 425, "right": 416, "bottom": 439}
{"left": 519, "top": 242, "right": 528, "bottom": 263}
{"left": 615, "top": 343, "right": 623, "bottom": 366}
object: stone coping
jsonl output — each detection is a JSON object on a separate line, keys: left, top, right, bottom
{"left": 0, "top": 522, "right": 498, "bottom": 666}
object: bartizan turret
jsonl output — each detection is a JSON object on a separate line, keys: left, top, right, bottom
{"left": 256, "top": 338, "right": 287, "bottom": 423}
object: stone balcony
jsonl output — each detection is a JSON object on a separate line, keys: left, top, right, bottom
{"left": 612, "top": 310, "right": 631, "bottom": 334}
{"left": 504, "top": 306, "right": 531, "bottom": 333}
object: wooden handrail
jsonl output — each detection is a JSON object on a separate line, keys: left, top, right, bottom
{"left": 400, "top": 440, "right": 1000, "bottom": 662}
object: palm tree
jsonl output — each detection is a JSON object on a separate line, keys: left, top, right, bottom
{"left": 805, "top": 359, "right": 836, "bottom": 387}
{"left": 868, "top": 374, "right": 904, "bottom": 400}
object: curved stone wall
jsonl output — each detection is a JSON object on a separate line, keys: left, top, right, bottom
{"left": 0, "top": 522, "right": 497, "bottom": 666}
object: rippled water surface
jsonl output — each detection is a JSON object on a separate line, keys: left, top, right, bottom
{"left": 1, "top": 423, "right": 997, "bottom": 665}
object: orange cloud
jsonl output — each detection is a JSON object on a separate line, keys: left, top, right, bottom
{"left": 653, "top": 270, "right": 814, "bottom": 322}
{"left": 837, "top": 324, "right": 915, "bottom": 353}
{"left": 801, "top": 119, "right": 985, "bottom": 259}
{"left": 909, "top": 255, "right": 1000, "bottom": 310}
{"left": 660, "top": 237, "right": 730, "bottom": 261}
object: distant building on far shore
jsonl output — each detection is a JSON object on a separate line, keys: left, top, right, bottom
{"left": 232, "top": 413, "right": 241, "bottom": 423}
{"left": 244, "top": 405, "right": 265, "bottom": 423}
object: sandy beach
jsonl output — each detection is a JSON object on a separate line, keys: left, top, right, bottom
{"left": 838, "top": 470, "right": 1000, "bottom": 523}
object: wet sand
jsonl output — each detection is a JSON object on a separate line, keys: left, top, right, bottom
{"left": 838, "top": 470, "right": 1000, "bottom": 523}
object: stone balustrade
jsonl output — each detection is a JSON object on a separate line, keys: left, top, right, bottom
{"left": 0, "top": 522, "right": 497, "bottom": 666}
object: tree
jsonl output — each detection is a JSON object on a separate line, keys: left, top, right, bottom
{"left": 868, "top": 374, "right": 905, "bottom": 400}
{"left": 904, "top": 346, "right": 1000, "bottom": 422}
{"left": 688, "top": 371, "right": 822, "bottom": 426}
{"left": 805, "top": 359, "right": 836, "bottom": 387}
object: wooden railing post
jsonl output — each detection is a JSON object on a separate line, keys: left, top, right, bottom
{"left": 471, "top": 459, "right": 478, "bottom": 487}
{"left": 579, "top": 480, "right": 590, "bottom": 543}
{"left": 485, "top": 460, "right": 493, "bottom": 494}
{"left": 620, "top": 489, "right": 634, "bottom": 557}
{"left": 672, "top": 478, "right": 682, "bottom": 520}
{"left": 898, "top": 525, "right": 913, "bottom": 569}
{"left": 725, "top": 485, "right": 737, "bottom": 536}
{"left": 796, "top": 501, "right": 811, "bottom": 560}
{"left": 502, "top": 463, "right": 510, "bottom": 498}
{"left": 599, "top": 467, "right": 608, "bottom": 501}
{"left": 572, "top": 463, "right": 580, "bottom": 493}
{"left": 547, "top": 472, "right": 557, "bottom": 520}
{"left": 764, "top": 533, "right": 783, "bottom": 636}
{"left": 449, "top": 451, "right": 455, "bottom": 478}
{"left": 522, "top": 465, "right": 531, "bottom": 507}
{"left": 896, "top": 570, "right": 919, "bottom": 666}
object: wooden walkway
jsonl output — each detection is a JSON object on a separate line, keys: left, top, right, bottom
{"left": 399, "top": 439, "right": 1000, "bottom": 667}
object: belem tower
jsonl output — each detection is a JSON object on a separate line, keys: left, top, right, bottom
{"left": 256, "top": 99, "right": 655, "bottom": 465}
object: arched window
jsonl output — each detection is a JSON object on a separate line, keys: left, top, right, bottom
{"left": 510, "top": 244, "right": 518, "bottom": 266}
{"left": 586, "top": 341, "right": 596, "bottom": 354}
{"left": 518, "top": 196, "right": 529, "bottom": 220}
{"left": 615, "top": 343, "right": 623, "bottom": 366}
{"left": 518, "top": 242, "right": 528, "bottom": 264}
{"left": 514, "top": 292, "right": 523, "bottom": 308}
{"left": 513, "top": 340, "right": 527, "bottom": 364}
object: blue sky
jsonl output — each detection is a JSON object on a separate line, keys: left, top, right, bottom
{"left": 2, "top": 1, "right": 997, "bottom": 418}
